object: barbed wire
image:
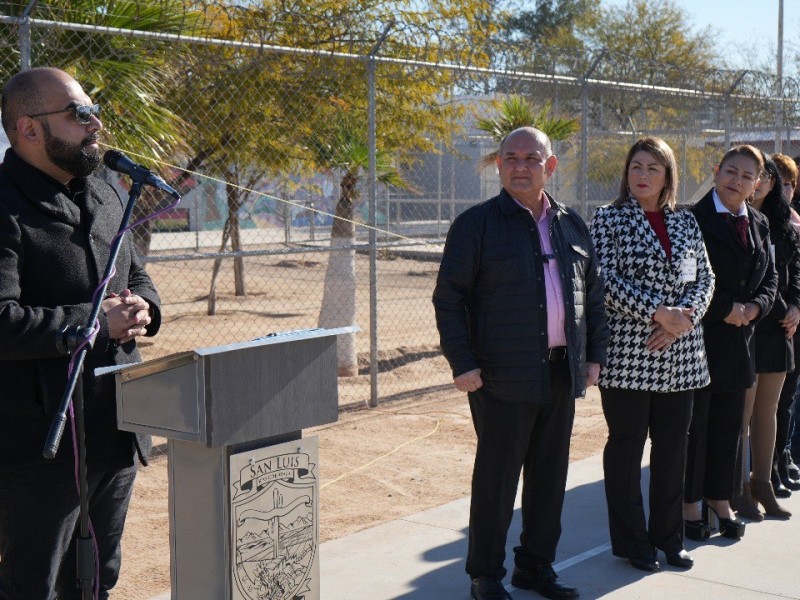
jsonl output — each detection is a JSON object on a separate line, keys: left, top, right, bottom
{"left": 2, "top": 3, "right": 799, "bottom": 97}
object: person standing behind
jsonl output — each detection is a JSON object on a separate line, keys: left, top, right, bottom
{"left": 433, "top": 127, "right": 609, "bottom": 600}
{"left": 732, "top": 153, "right": 799, "bottom": 521}
{"left": 590, "top": 137, "right": 714, "bottom": 573}
{"left": 770, "top": 153, "right": 800, "bottom": 496}
{"left": 789, "top": 157, "right": 800, "bottom": 471}
{"left": 684, "top": 145, "right": 777, "bottom": 541}
{"left": 0, "top": 68, "right": 161, "bottom": 599}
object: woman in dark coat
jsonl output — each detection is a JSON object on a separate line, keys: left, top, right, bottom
{"left": 685, "top": 145, "right": 778, "bottom": 540}
{"left": 732, "top": 153, "right": 800, "bottom": 520}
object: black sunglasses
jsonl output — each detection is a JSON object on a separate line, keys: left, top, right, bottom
{"left": 28, "top": 103, "right": 100, "bottom": 125}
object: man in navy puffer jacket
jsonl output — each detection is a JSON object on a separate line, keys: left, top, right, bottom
{"left": 433, "top": 127, "right": 608, "bottom": 600}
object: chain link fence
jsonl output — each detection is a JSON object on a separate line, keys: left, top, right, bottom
{"left": 2, "top": 6, "right": 800, "bottom": 406}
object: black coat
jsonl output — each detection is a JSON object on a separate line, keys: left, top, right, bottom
{"left": 691, "top": 191, "right": 777, "bottom": 391}
{"left": 0, "top": 149, "right": 161, "bottom": 469}
{"left": 433, "top": 189, "right": 609, "bottom": 403}
{"left": 753, "top": 215, "right": 800, "bottom": 373}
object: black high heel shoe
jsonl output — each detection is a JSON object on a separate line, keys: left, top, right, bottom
{"left": 703, "top": 501, "right": 745, "bottom": 539}
{"left": 684, "top": 518, "right": 710, "bottom": 541}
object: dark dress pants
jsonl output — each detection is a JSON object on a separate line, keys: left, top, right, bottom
{"left": 600, "top": 387, "right": 693, "bottom": 558}
{"left": 777, "top": 335, "right": 800, "bottom": 458}
{"left": 684, "top": 386, "right": 747, "bottom": 502}
{"left": 0, "top": 460, "right": 137, "bottom": 600}
{"left": 466, "top": 359, "right": 574, "bottom": 578}
{"left": 792, "top": 377, "right": 800, "bottom": 458}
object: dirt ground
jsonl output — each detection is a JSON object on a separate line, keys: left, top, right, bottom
{"left": 109, "top": 254, "right": 610, "bottom": 599}
{"left": 115, "top": 382, "right": 607, "bottom": 599}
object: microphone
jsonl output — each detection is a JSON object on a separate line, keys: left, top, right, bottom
{"left": 103, "top": 150, "right": 181, "bottom": 199}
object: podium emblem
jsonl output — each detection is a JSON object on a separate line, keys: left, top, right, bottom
{"left": 230, "top": 439, "right": 319, "bottom": 600}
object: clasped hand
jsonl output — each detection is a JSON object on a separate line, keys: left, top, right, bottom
{"left": 648, "top": 306, "right": 695, "bottom": 351}
{"left": 101, "top": 288, "right": 151, "bottom": 344}
{"left": 723, "top": 302, "right": 760, "bottom": 328}
{"left": 780, "top": 305, "right": 800, "bottom": 338}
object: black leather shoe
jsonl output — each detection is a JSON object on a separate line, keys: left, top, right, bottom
{"left": 628, "top": 554, "right": 659, "bottom": 572}
{"left": 786, "top": 450, "right": 800, "bottom": 481}
{"left": 470, "top": 576, "right": 512, "bottom": 600}
{"left": 684, "top": 519, "right": 710, "bottom": 541}
{"left": 511, "top": 563, "right": 579, "bottom": 599}
{"left": 791, "top": 446, "right": 800, "bottom": 466}
{"left": 662, "top": 548, "right": 693, "bottom": 569}
{"left": 772, "top": 467, "right": 793, "bottom": 498}
{"left": 777, "top": 450, "right": 800, "bottom": 490}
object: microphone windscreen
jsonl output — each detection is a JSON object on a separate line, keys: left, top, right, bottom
{"left": 103, "top": 150, "right": 124, "bottom": 171}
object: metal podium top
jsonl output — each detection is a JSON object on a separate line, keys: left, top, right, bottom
{"left": 100, "top": 327, "right": 356, "bottom": 447}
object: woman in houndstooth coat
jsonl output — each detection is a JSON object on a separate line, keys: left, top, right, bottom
{"left": 590, "top": 137, "right": 714, "bottom": 573}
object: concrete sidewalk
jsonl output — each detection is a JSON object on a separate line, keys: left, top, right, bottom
{"left": 150, "top": 451, "right": 800, "bottom": 599}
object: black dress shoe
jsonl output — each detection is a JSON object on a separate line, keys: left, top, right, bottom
{"left": 661, "top": 548, "right": 693, "bottom": 569}
{"left": 791, "top": 446, "right": 800, "bottom": 466}
{"left": 786, "top": 450, "right": 800, "bottom": 481}
{"left": 772, "top": 475, "right": 793, "bottom": 497}
{"left": 628, "top": 554, "right": 659, "bottom": 572}
{"left": 777, "top": 450, "right": 800, "bottom": 490}
{"left": 470, "top": 576, "right": 512, "bottom": 600}
{"left": 511, "top": 564, "right": 579, "bottom": 599}
{"left": 772, "top": 464, "right": 793, "bottom": 497}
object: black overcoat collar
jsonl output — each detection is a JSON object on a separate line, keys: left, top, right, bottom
{"left": 694, "top": 189, "right": 764, "bottom": 256}
{"left": 1, "top": 148, "right": 106, "bottom": 227}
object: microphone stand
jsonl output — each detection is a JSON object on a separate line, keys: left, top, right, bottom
{"left": 43, "top": 180, "right": 145, "bottom": 600}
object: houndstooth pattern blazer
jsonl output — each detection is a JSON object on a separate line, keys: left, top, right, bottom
{"left": 590, "top": 198, "right": 715, "bottom": 391}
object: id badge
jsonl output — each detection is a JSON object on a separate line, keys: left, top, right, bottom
{"left": 680, "top": 257, "right": 697, "bottom": 283}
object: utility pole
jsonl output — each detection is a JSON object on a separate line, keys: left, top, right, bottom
{"left": 776, "top": 0, "right": 784, "bottom": 153}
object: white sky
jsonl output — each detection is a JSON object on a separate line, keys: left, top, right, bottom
{"left": 603, "top": 0, "right": 799, "bottom": 72}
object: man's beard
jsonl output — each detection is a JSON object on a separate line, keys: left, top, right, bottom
{"left": 41, "top": 121, "right": 101, "bottom": 178}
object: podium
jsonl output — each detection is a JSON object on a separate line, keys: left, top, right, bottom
{"left": 99, "top": 327, "right": 354, "bottom": 600}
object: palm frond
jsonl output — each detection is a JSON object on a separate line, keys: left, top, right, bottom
{"left": 476, "top": 95, "right": 580, "bottom": 169}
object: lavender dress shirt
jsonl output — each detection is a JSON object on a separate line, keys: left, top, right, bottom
{"left": 513, "top": 193, "right": 568, "bottom": 348}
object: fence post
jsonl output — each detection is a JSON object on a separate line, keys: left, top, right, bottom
{"left": 724, "top": 71, "right": 748, "bottom": 150}
{"left": 681, "top": 132, "right": 687, "bottom": 204}
{"left": 580, "top": 83, "right": 589, "bottom": 219}
{"left": 309, "top": 201, "right": 316, "bottom": 241}
{"left": 723, "top": 98, "right": 731, "bottom": 150}
{"left": 449, "top": 146, "right": 456, "bottom": 222}
{"left": 776, "top": 0, "right": 784, "bottom": 154}
{"left": 18, "top": 24, "right": 30, "bottom": 70}
{"left": 367, "top": 55, "right": 379, "bottom": 407}
{"left": 17, "top": 1, "right": 39, "bottom": 70}
{"left": 579, "top": 50, "right": 605, "bottom": 219}
{"left": 437, "top": 142, "right": 443, "bottom": 238}
{"left": 367, "top": 22, "right": 393, "bottom": 408}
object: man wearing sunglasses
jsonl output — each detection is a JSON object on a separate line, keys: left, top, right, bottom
{"left": 0, "top": 67, "right": 161, "bottom": 599}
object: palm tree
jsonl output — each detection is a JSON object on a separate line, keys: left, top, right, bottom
{"left": 1, "top": 0, "right": 206, "bottom": 255}
{"left": 310, "top": 120, "right": 409, "bottom": 377}
{"left": 475, "top": 95, "right": 580, "bottom": 167}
